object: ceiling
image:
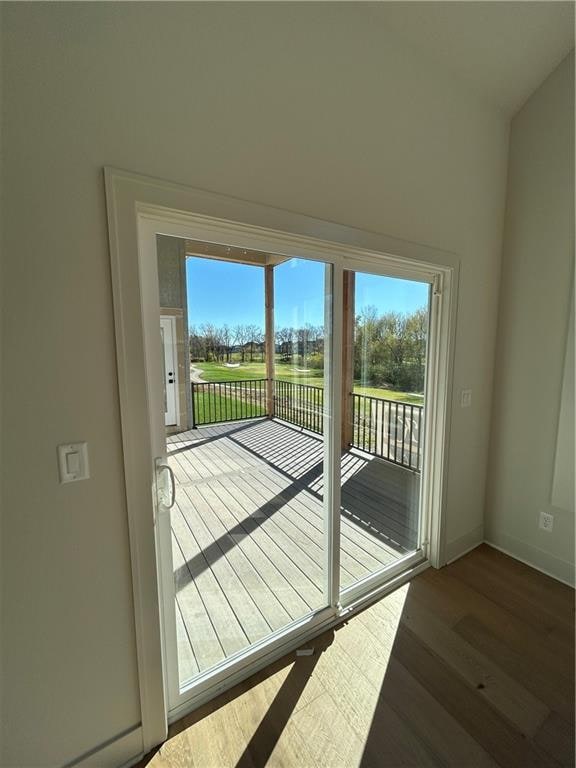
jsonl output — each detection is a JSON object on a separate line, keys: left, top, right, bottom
{"left": 185, "top": 239, "right": 290, "bottom": 267}
{"left": 362, "top": 1, "right": 574, "bottom": 114}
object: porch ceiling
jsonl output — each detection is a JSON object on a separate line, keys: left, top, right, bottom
{"left": 185, "top": 238, "right": 290, "bottom": 267}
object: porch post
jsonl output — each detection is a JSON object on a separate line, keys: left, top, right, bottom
{"left": 265, "top": 264, "right": 275, "bottom": 417}
{"left": 341, "top": 270, "right": 355, "bottom": 450}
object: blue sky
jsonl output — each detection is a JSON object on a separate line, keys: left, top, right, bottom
{"left": 186, "top": 257, "right": 429, "bottom": 329}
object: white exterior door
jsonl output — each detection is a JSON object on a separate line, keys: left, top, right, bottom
{"left": 160, "top": 316, "right": 178, "bottom": 426}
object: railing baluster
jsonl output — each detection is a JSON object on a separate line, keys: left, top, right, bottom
{"left": 400, "top": 404, "right": 406, "bottom": 465}
{"left": 377, "top": 398, "right": 382, "bottom": 455}
{"left": 417, "top": 408, "right": 422, "bottom": 471}
{"left": 277, "top": 380, "right": 281, "bottom": 420}
{"left": 385, "top": 401, "right": 391, "bottom": 461}
{"left": 408, "top": 405, "right": 412, "bottom": 467}
{"left": 394, "top": 402, "right": 399, "bottom": 463}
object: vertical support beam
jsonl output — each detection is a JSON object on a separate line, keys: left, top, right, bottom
{"left": 265, "top": 265, "right": 275, "bottom": 417}
{"left": 341, "top": 270, "right": 355, "bottom": 450}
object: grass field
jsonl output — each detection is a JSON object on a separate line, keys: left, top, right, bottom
{"left": 193, "top": 359, "right": 424, "bottom": 405}
{"left": 192, "top": 385, "right": 266, "bottom": 425}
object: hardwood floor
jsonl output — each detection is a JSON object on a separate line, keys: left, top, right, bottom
{"left": 139, "top": 545, "right": 575, "bottom": 768}
{"left": 168, "top": 419, "right": 419, "bottom": 683}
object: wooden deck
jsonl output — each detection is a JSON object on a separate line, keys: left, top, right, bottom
{"left": 167, "top": 418, "right": 420, "bottom": 685}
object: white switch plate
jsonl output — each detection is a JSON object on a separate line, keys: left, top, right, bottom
{"left": 461, "top": 389, "right": 472, "bottom": 408}
{"left": 58, "top": 442, "right": 90, "bottom": 483}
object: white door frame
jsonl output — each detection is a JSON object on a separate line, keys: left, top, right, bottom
{"left": 105, "top": 167, "right": 458, "bottom": 752}
{"left": 160, "top": 315, "right": 179, "bottom": 426}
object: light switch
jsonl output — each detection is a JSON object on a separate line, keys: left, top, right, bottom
{"left": 461, "top": 389, "right": 472, "bottom": 408}
{"left": 66, "top": 451, "right": 81, "bottom": 475}
{"left": 58, "top": 442, "right": 90, "bottom": 483}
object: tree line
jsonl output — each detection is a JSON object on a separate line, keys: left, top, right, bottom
{"left": 354, "top": 306, "right": 427, "bottom": 392}
{"left": 189, "top": 323, "right": 324, "bottom": 364}
{"left": 189, "top": 306, "right": 427, "bottom": 392}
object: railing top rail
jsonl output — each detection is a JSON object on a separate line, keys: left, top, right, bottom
{"left": 191, "top": 378, "right": 422, "bottom": 409}
{"left": 274, "top": 378, "right": 323, "bottom": 390}
{"left": 352, "top": 391, "right": 423, "bottom": 411}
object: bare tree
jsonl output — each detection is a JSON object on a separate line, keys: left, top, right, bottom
{"left": 245, "top": 324, "right": 261, "bottom": 362}
{"left": 254, "top": 328, "right": 265, "bottom": 362}
{"left": 221, "top": 324, "right": 232, "bottom": 362}
{"left": 276, "top": 327, "right": 294, "bottom": 362}
{"left": 200, "top": 323, "right": 217, "bottom": 362}
{"left": 189, "top": 324, "right": 204, "bottom": 361}
{"left": 234, "top": 324, "right": 249, "bottom": 362}
{"left": 296, "top": 324, "right": 315, "bottom": 365}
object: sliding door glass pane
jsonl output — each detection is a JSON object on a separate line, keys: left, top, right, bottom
{"left": 156, "top": 236, "right": 333, "bottom": 689}
{"left": 339, "top": 269, "right": 430, "bottom": 592}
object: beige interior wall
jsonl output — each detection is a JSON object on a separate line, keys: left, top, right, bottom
{"left": 552, "top": 292, "right": 575, "bottom": 513}
{"left": 486, "top": 52, "right": 575, "bottom": 584}
{"left": 1, "top": 4, "right": 510, "bottom": 765}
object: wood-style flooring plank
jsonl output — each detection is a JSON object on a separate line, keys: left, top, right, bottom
{"left": 446, "top": 550, "right": 574, "bottom": 652}
{"left": 138, "top": 544, "right": 574, "bottom": 768}
{"left": 392, "top": 625, "right": 559, "bottom": 768}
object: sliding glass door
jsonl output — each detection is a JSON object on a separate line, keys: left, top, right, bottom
{"left": 150, "top": 234, "right": 436, "bottom": 717}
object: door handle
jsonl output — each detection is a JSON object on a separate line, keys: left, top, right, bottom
{"left": 155, "top": 459, "right": 176, "bottom": 510}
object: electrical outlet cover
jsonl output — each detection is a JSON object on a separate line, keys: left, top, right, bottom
{"left": 539, "top": 511, "right": 554, "bottom": 532}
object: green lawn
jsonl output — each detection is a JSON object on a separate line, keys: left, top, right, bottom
{"left": 192, "top": 387, "right": 266, "bottom": 425}
{"left": 193, "top": 359, "right": 423, "bottom": 405}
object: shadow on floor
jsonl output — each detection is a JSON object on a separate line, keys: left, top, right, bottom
{"left": 233, "top": 629, "right": 335, "bottom": 768}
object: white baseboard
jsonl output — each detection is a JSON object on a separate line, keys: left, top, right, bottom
{"left": 64, "top": 724, "right": 143, "bottom": 768}
{"left": 445, "top": 525, "right": 484, "bottom": 564}
{"left": 484, "top": 535, "right": 575, "bottom": 587}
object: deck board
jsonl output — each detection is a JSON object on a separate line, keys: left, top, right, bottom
{"left": 175, "top": 500, "right": 271, "bottom": 644}
{"left": 168, "top": 418, "right": 419, "bottom": 686}
{"left": 195, "top": 482, "right": 314, "bottom": 617}
{"left": 187, "top": 483, "right": 296, "bottom": 630}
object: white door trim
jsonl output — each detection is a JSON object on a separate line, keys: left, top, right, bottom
{"left": 105, "top": 167, "right": 458, "bottom": 752}
{"left": 160, "top": 316, "right": 179, "bottom": 427}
